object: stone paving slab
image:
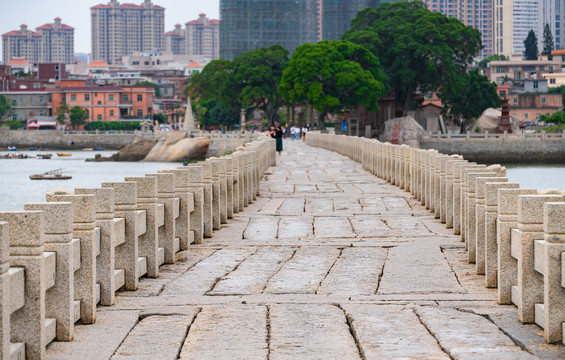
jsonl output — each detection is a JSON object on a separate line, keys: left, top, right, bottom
{"left": 314, "top": 216, "right": 355, "bottom": 238}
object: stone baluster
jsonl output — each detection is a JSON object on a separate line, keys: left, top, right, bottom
{"left": 484, "top": 182, "right": 519, "bottom": 288}
{"left": 246, "top": 151, "right": 255, "bottom": 204}
{"left": 0, "top": 221, "right": 8, "bottom": 360}
{"left": 187, "top": 164, "right": 213, "bottom": 238}
{"left": 123, "top": 176, "right": 160, "bottom": 278}
{"left": 218, "top": 158, "right": 229, "bottom": 224}
{"left": 24, "top": 202, "right": 75, "bottom": 341}
{"left": 47, "top": 192, "right": 97, "bottom": 324}
{"left": 0, "top": 211, "right": 46, "bottom": 360}
{"left": 206, "top": 159, "right": 222, "bottom": 231}
{"left": 474, "top": 176, "right": 507, "bottom": 274}
{"left": 102, "top": 181, "right": 140, "bottom": 291}
{"left": 542, "top": 202, "right": 565, "bottom": 343}
{"left": 515, "top": 194, "right": 563, "bottom": 323}
{"left": 432, "top": 154, "right": 448, "bottom": 218}
{"left": 455, "top": 164, "right": 483, "bottom": 236}
{"left": 160, "top": 168, "right": 195, "bottom": 249}
{"left": 224, "top": 157, "right": 235, "bottom": 219}
{"left": 181, "top": 166, "right": 205, "bottom": 244}
{"left": 237, "top": 151, "right": 249, "bottom": 208}
{"left": 146, "top": 173, "right": 178, "bottom": 264}
{"left": 444, "top": 159, "right": 466, "bottom": 228}
{"left": 75, "top": 188, "right": 117, "bottom": 306}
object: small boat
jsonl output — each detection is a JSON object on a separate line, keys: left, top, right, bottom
{"left": 93, "top": 146, "right": 105, "bottom": 151}
{"left": 8, "top": 146, "right": 16, "bottom": 151}
{"left": 29, "top": 146, "right": 37, "bottom": 151}
{"left": 30, "top": 168, "right": 72, "bottom": 180}
{"left": 37, "top": 153, "right": 53, "bottom": 159}
{"left": 57, "top": 153, "right": 72, "bottom": 157}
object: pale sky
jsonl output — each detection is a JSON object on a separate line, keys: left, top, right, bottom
{"left": 0, "top": 0, "right": 220, "bottom": 54}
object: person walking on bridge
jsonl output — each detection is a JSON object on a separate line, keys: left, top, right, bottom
{"left": 269, "top": 126, "right": 284, "bottom": 155}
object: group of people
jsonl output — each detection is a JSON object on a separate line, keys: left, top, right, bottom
{"left": 268, "top": 124, "right": 310, "bottom": 155}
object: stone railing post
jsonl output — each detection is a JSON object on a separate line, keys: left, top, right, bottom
{"left": 204, "top": 161, "right": 221, "bottom": 231}
{"left": 47, "top": 192, "right": 97, "bottom": 324}
{"left": 24, "top": 202, "right": 75, "bottom": 341}
{"left": 0, "top": 211, "right": 46, "bottom": 359}
{"left": 541, "top": 202, "right": 565, "bottom": 343}
{"left": 0, "top": 222, "right": 8, "bottom": 360}
{"left": 224, "top": 157, "right": 235, "bottom": 219}
{"left": 187, "top": 164, "right": 213, "bottom": 238}
{"left": 484, "top": 182, "right": 519, "bottom": 288}
{"left": 455, "top": 164, "right": 484, "bottom": 236}
{"left": 515, "top": 194, "right": 563, "bottom": 323}
{"left": 474, "top": 176, "right": 507, "bottom": 274}
{"left": 441, "top": 157, "right": 464, "bottom": 224}
{"left": 146, "top": 173, "right": 178, "bottom": 264}
{"left": 230, "top": 155, "right": 241, "bottom": 215}
{"left": 75, "top": 188, "right": 117, "bottom": 306}
{"left": 102, "top": 181, "right": 140, "bottom": 291}
{"left": 218, "top": 158, "right": 229, "bottom": 224}
{"left": 123, "top": 176, "right": 159, "bottom": 278}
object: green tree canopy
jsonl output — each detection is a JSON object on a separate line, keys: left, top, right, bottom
{"left": 69, "top": 106, "right": 88, "bottom": 129}
{"left": 226, "top": 44, "right": 289, "bottom": 125}
{"left": 342, "top": 1, "right": 482, "bottom": 113}
{"left": 279, "top": 40, "right": 386, "bottom": 128}
{"left": 478, "top": 54, "right": 508, "bottom": 69}
{"left": 136, "top": 81, "right": 160, "bottom": 97}
{"left": 440, "top": 69, "right": 501, "bottom": 121}
{"left": 193, "top": 98, "right": 239, "bottom": 129}
{"left": 542, "top": 23, "right": 554, "bottom": 56}
{"left": 0, "top": 95, "right": 13, "bottom": 122}
{"left": 524, "top": 29, "right": 539, "bottom": 60}
{"left": 152, "top": 113, "right": 167, "bottom": 124}
{"left": 55, "top": 103, "right": 69, "bottom": 124}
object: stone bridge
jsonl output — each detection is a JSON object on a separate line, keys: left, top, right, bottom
{"left": 1, "top": 135, "right": 565, "bottom": 359}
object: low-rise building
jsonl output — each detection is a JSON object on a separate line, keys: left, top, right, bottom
{"left": 489, "top": 60, "right": 560, "bottom": 83}
{"left": 507, "top": 93, "right": 562, "bottom": 123}
{"left": 1, "top": 89, "right": 51, "bottom": 123}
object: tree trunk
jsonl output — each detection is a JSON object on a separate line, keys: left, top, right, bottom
{"left": 318, "top": 111, "right": 326, "bottom": 130}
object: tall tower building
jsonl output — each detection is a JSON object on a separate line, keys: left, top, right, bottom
{"left": 220, "top": 0, "right": 319, "bottom": 60}
{"left": 322, "top": 0, "right": 380, "bottom": 41}
{"left": 494, "top": 0, "right": 513, "bottom": 57}
{"left": 186, "top": 14, "right": 220, "bottom": 59}
{"left": 165, "top": 24, "right": 186, "bottom": 55}
{"left": 91, "top": 0, "right": 165, "bottom": 64}
{"left": 36, "top": 18, "right": 75, "bottom": 64}
{"left": 2, "top": 24, "right": 42, "bottom": 64}
{"left": 557, "top": 2, "right": 564, "bottom": 50}
{"left": 512, "top": 0, "right": 540, "bottom": 56}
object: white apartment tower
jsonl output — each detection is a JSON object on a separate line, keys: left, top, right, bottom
{"left": 91, "top": 0, "right": 165, "bottom": 64}
{"left": 36, "top": 18, "right": 75, "bottom": 64}
{"left": 186, "top": 14, "right": 220, "bottom": 60}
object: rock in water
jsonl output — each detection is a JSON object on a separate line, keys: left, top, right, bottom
{"left": 469, "top": 108, "right": 520, "bottom": 134}
{"left": 143, "top": 135, "right": 209, "bottom": 162}
{"left": 379, "top": 116, "right": 428, "bottom": 148}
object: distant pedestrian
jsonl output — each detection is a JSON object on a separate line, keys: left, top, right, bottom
{"left": 290, "top": 126, "right": 296, "bottom": 140}
{"left": 275, "top": 126, "right": 284, "bottom": 155}
{"left": 301, "top": 125, "right": 308, "bottom": 141}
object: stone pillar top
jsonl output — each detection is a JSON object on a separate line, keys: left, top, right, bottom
{"left": 0, "top": 221, "right": 8, "bottom": 266}
{"left": 160, "top": 168, "right": 190, "bottom": 190}
{"left": 485, "top": 182, "right": 519, "bottom": 207}
{"left": 206, "top": 159, "right": 220, "bottom": 179}
{"left": 518, "top": 195, "right": 563, "bottom": 225}
{"left": 76, "top": 188, "right": 115, "bottom": 219}
{"left": 476, "top": 177, "right": 507, "bottom": 200}
{"left": 146, "top": 173, "right": 175, "bottom": 195}
{"left": 466, "top": 171, "right": 497, "bottom": 194}
{"left": 199, "top": 162, "right": 212, "bottom": 181}
{"left": 183, "top": 165, "right": 204, "bottom": 183}
{"left": 0, "top": 211, "right": 44, "bottom": 255}
{"left": 102, "top": 182, "right": 138, "bottom": 208}
{"left": 544, "top": 202, "right": 565, "bottom": 242}
{"left": 124, "top": 176, "right": 157, "bottom": 199}
{"left": 458, "top": 164, "right": 485, "bottom": 181}
{"left": 224, "top": 157, "right": 233, "bottom": 176}
{"left": 498, "top": 188, "right": 538, "bottom": 216}
{"left": 24, "top": 202, "right": 73, "bottom": 238}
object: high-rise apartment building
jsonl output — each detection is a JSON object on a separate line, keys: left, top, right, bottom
{"left": 165, "top": 24, "right": 187, "bottom": 56}
{"left": 91, "top": 0, "right": 165, "bottom": 64}
{"left": 186, "top": 14, "right": 220, "bottom": 60}
{"left": 494, "top": 0, "right": 513, "bottom": 57}
{"left": 220, "top": 0, "right": 319, "bottom": 60}
{"left": 2, "top": 25, "right": 42, "bottom": 64}
{"left": 36, "top": 18, "right": 75, "bottom": 64}
{"left": 557, "top": 1, "right": 564, "bottom": 49}
{"left": 322, "top": 0, "right": 380, "bottom": 41}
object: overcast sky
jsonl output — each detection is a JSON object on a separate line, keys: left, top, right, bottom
{"left": 0, "top": 0, "right": 220, "bottom": 53}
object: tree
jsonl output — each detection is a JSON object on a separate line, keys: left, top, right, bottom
{"left": 539, "top": 111, "right": 565, "bottom": 131}
{"left": 0, "top": 95, "right": 13, "bottom": 123}
{"left": 524, "top": 29, "right": 539, "bottom": 60}
{"left": 542, "top": 23, "right": 554, "bottom": 57}
{"left": 342, "top": 2, "right": 482, "bottom": 113}
{"left": 193, "top": 98, "right": 239, "bottom": 128}
{"left": 478, "top": 54, "right": 508, "bottom": 69}
{"left": 279, "top": 40, "right": 386, "bottom": 129}
{"left": 55, "top": 103, "right": 69, "bottom": 124}
{"left": 226, "top": 44, "right": 289, "bottom": 125}
{"left": 440, "top": 69, "right": 501, "bottom": 122}
{"left": 152, "top": 113, "right": 167, "bottom": 123}
{"left": 69, "top": 106, "right": 88, "bottom": 129}
{"left": 136, "top": 81, "right": 160, "bottom": 97}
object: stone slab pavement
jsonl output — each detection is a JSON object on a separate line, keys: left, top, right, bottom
{"left": 46, "top": 140, "right": 565, "bottom": 359}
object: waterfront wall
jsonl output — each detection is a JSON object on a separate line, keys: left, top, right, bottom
{"left": 420, "top": 135, "right": 565, "bottom": 164}
{"left": 0, "top": 137, "right": 276, "bottom": 359}
{"left": 307, "top": 133, "right": 565, "bottom": 345}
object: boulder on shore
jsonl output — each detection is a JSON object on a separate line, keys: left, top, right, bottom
{"left": 143, "top": 134, "right": 209, "bottom": 162}
{"left": 467, "top": 108, "right": 520, "bottom": 134}
{"left": 379, "top": 116, "right": 428, "bottom": 148}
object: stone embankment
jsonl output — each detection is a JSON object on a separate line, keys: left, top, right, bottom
{"left": 307, "top": 133, "right": 565, "bottom": 345}
{"left": 0, "top": 138, "right": 274, "bottom": 360}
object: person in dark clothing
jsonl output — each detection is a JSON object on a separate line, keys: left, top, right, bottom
{"left": 274, "top": 126, "right": 283, "bottom": 155}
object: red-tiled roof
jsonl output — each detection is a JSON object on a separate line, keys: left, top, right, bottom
{"left": 88, "top": 61, "right": 110, "bottom": 67}
{"left": 552, "top": 49, "right": 565, "bottom": 56}
{"left": 90, "top": 4, "right": 110, "bottom": 9}
{"left": 91, "top": 3, "right": 164, "bottom": 10}
{"left": 36, "top": 23, "right": 74, "bottom": 30}
{"left": 186, "top": 61, "right": 201, "bottom": 68}
{"left": 62, "top": 86, "right": 122, "bottom": 91}
{"left": 209, "top": 20, "right": 220, "bottom": 24}
{"left": 7, "top": 58, "right": 32, "bottom": 66}
{"left": 2, "top": 30, "right": 42, "bottom": 37}
{"left": 186, "top": 20, "right": 199, "bottom": 25}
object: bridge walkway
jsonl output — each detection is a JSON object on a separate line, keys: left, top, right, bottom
{"left": 46, "top": 140, "right": 565, "bottom": 359}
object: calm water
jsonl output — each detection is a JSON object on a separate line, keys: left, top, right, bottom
{"left": 0, "top": 152, "right": 563, "bottom": 211}
{"left": 0, "top": 151, "right": 174, "bottom": 210}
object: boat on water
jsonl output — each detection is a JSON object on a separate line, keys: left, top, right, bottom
{"left": 30, "top": 168, "right": 71, "bottom": 180}
{"left": 1, "top": 153, "right": 29, "bottom": 159}
{"left": 93, "top": 146, "right": 105, "bottom": 151}
{"left": 37, "top": 153, "right": 53, "bottom": 159}
{"left": 57, "top": 153, "right": 72, "bottom": 157}
{"left": 29, "top": 146, "right": 37, "bottom": 151}
{"left": 7, "top": 146, "right": 16, "bottom": 151}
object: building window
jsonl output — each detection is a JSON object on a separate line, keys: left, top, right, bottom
{"left": 123, "top": 94, "right": 129, "bottom": 101}
{"left": 542, "top": 97, "right": 546, "bottom": 104}
{"left": 109, "top": 94, "right": 114, "bottom": 101}
{"left": 533, "top": 81, "right": 539, "bottom": 89}
{"left": 39, "top": 110, "right": 44, "bottom": 116}
{"left": 496, "top": 66, "right": 505, "bottom": 73}
{"left": 97, "top": 114, "right": 102, "bottom": 120}
{"left": 524, "top": 113, "right": 528, "bottom": 119}
{"left": 85, "top": 94, "right": 90, "bottom": 101}
{"left": 98, "top": 101, "right": 102, "bottom": 105}
{"left": 12, "top": 114, "right": 17, "bottom": 120}
{"left": 550, "top": 79, "right": 556, "bottom": 84}
{"left": 12, "top": 100, "right": 16, "bottom": 107}
{"left": 513, "top": 98, "right": 518, "bottom": 104}
{"left": 137, "top": 109, "right": 143, "bottom": 117}
{"left": 137, "top": 94, "right": 143, "bottom": 102}
{"left": 109, "top": 110, "right": 114, "bottom": 117}
{"left": 71, "top": 94, "right": 76, "bottom": 102}
{"left": 39, "top": 96, "right": 44, "bottom": 103}
{"left": 33, "top": 83, "right": 40, "bottom": 89}
{"left": 31, "top": 97, "right": 34, "bottom": 104}
{"left": 499, "top": 90, "right": 506, "bottom": 97}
